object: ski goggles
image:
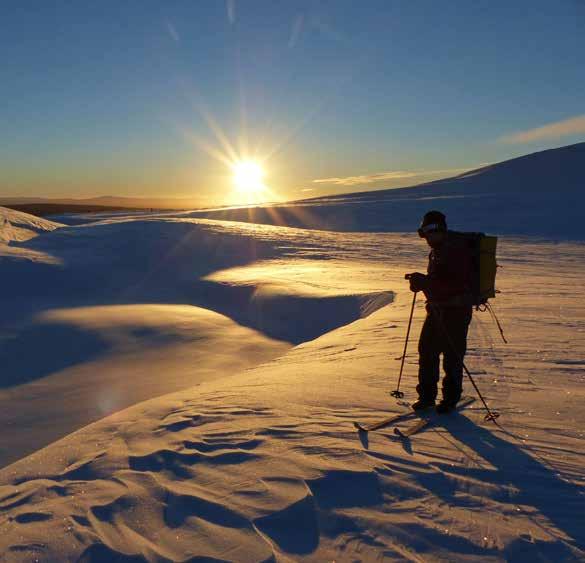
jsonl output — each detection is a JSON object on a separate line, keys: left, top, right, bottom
{"left": 417, "top": 223, "right": 445, "bottom": 238}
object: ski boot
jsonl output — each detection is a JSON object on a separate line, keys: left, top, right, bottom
{"left": 436, "top": 400, "right": 457, "bottom": 414}
{"left": 412, "top": 398, "right": 435, "bottom": 412}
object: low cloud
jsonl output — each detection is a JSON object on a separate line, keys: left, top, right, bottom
{"left": 500, "top": 114, "right": 585, "bottom": 144}
{"left": 312, "top": 167, "right": 471, "bottom": 187}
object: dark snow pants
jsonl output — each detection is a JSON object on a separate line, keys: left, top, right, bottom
{"left": 417, "top": 305, "right": 473, "bottom": 404}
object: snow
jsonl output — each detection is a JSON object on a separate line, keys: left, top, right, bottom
{"left": 0, "top": 304, "right": 290, "bottom": 468}
{"left": 0, "top": 216, "right": 393, "bottom": 468}
{"left": 0, "top": 202, "right": 584, "bottom": 560}
{"left": 0, "top": 206, "right": 63, "bottom": 243}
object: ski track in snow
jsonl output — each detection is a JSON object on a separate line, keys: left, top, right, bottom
{"left": 0, "top": 209, "right": 584, "bottom": 561}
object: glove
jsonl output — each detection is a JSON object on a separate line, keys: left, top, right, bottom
{"left": 408, "top": 272, "right": 428, "bottom": 293}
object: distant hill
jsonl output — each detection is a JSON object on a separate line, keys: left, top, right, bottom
{"left": 185, "top": 142, "right": 585, "bottom": 239}
{"left": 2, "top": 203, "right": 164, "bottom": 218}
{"left": 0, "top": 196, "right": 202, "bottom": 211}
{"left": 302, "top": 141, "right": 584, "bottom": 202}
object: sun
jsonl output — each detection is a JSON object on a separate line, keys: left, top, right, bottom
{"left": 232, "top": 160, "right": 265, "bottom": 193}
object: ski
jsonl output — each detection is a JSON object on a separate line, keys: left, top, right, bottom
{"left": 393, "top": 396, "right": 476, "bottom": 439}
{"left": 354, "top": 411, "right": 413, "bottom": 433}
{"left": 353, "top": 404, "right": 433, "bottom": 433}
{"left": 394, "top": 418, "right": 430, "bottom": 438}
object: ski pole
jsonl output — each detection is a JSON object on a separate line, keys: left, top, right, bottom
{"left": 391, "top": 289, "right": 417, "bottom": 399}
{"left": 461, "top": 360, "right": 500, "bottom": 422}
{"left": 430, "top": 304, "right": 500, "bottom": 422}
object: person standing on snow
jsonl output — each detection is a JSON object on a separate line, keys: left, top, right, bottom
{"left": 407, "top": 210, "right": 474, "bottom": 414}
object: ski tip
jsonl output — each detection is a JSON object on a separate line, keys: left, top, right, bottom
{"left": 353, "top": 422, "right": 367, "bottom": 432}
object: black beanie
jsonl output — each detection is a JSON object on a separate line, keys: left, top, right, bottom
{"left": 421, "top": 210, "right": 447, "bottom": 230}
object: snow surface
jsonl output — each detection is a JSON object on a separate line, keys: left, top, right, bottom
{"left": 0, "top": 215, "right": 393, "bottom": 467}
{"left": 0, "top": 206, "right": 63, "bottom": 243}
{"left": 0, "top": 207, "right": 584, "bottom": 561}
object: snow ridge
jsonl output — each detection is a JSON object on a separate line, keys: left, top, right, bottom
{"left": 0, "top": 206, "right": 63, "bottom": 243}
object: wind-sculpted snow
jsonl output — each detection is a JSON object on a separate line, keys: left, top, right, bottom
{"left": 0, "top": 210, "right": 584, "bottom": 561}
{"left": 1, "top": 216, "right": 395, "bottom": 345}
{"left": 0, "top": 206, "right": 63, "bottom": 242}
{"left": 1, "top": 282, "right": 584, "bottom": 561}
{"left": 0, "top": 215, "right": 394, "bottom": 467}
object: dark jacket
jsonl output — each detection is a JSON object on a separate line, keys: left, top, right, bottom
{"left": 424, "top": 232, "right": 473, "bottom": 307}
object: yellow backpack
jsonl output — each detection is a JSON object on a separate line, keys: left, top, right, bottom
{"left": 451, "top": 231, "right": 498, "bottom": 307}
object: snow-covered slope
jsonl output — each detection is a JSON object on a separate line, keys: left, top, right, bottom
{"left": 0, "top": 206, "right": 63, "bottom": 242}
{"left": 187, "top": 142, "right": 585, "bottom": 239}
{"left": 0, "top": 211, "right": 584, "bottom": 561}
{"left": 0, "top": 217, "right": 393, "bottom": 468}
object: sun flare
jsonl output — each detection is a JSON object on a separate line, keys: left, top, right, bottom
{"left": 232, "top": 161, "right": 265, "bottom": 193}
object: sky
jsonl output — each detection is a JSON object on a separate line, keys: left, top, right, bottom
{"left": 1, "top": 0, "right": 584, "bottom": 206}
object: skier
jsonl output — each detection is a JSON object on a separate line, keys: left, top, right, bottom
{"left": 407, "top": 211, "right": 473, "bottom": 414}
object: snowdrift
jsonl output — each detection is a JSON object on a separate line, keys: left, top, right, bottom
{"left": 187, "top": 142, "right": 585, "bottom": 239}
{"left": 1, "top": 217, "right": 393, "bottom": 343}
{"left": 0, "top": 216, "right": 393, "bottom": 468}
{"left": 0, "top": 206, "right": 63, "bottom": 242}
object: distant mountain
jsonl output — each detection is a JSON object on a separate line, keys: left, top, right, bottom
{"left": 185, "top": 142, "right": 585, "bottom": 239}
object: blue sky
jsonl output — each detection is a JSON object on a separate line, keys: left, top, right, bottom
{"left": 1, "top": 0, "right": 584, "bottom": 205}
